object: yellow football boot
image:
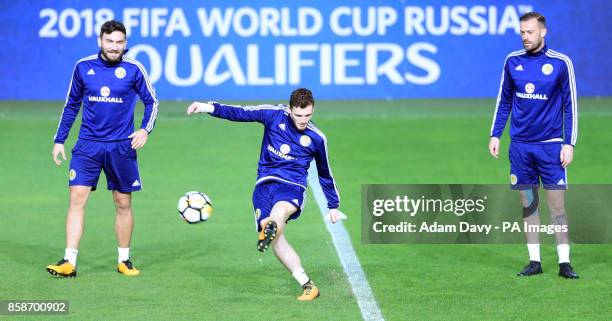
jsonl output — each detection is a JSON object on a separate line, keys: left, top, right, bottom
{"left": 257, "top": 220, "right": 277, "bottom": 252}
{"left": 46, "top": 259, "right": 77, "bottom": 278}
{"left": 297, "top": 281, "right": 320, "bottom": 301}
{"left": 117, "top": 259, "right": 140, "bottom": 276}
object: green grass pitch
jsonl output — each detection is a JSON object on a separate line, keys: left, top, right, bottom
{"left": 0, "top": 99, "right": 611, "bottom": 320}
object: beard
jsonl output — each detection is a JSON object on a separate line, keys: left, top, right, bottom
{"left": 101, "top": 49, "right": 123, "bottom": 63}
{"left": 523, "top": 39, "right": 543, "bottom": 53}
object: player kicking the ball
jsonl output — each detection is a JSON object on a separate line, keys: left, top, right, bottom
{"left": 187, "top": 88, "right": 342, "bottom": 300}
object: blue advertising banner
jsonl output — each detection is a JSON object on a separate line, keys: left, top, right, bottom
{"left": 0, "top": 0, "right": 610, "bottom": 100}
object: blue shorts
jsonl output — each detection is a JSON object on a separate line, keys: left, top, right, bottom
{"left": 69, "top": 139, "right": 142, "bottom": 192}
{"left": 509, "top": 141, "right": 567, "bottom": 190}
{"left": 252, "top": 180, "right": 307, "bottom": 232}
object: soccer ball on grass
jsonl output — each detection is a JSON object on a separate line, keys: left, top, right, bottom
{"left": 177, "top": 191, "right": 213, "bottom": 224}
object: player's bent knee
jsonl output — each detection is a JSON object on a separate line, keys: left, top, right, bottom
{"left": 271, "top": 201, "right": 298, "bottom": 217}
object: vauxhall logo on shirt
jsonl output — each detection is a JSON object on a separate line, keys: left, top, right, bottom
{"left": 516, "top": 82, "right": 548, "bottom": 100}
{"left": 267, "top": 144, "right": 297, "bottom": 161}
{"left": 88, "top": 86, "right": 124, "bottom": 103}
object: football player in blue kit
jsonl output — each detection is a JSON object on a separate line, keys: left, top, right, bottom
{"left": 489, "top": 12, "right": 578, "bottom": 279}
{"left": 47, "top": 20, "right": 159, "bottom": 277}
{"left": 187, "top": 88, "right": 341, "bottom": 300}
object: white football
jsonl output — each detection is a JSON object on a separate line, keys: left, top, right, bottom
{"left": 177, "top": 191, "right": 213, "bottom": 224}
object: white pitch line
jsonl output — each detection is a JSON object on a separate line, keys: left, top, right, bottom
{"left": 307, "top": 163, "right": 385, "bottom": 321}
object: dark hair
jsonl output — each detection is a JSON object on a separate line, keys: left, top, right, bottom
{"left": 520, "top": 12, "right": 546, "bottom": 27}
{"left": 100, "top": 20, "right": 126, "bottom": 38}
{"left": 289, "top": 88, "right": 314, "bottom": 109}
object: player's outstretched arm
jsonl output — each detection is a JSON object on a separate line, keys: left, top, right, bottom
{"left": 488, "top": 137, "right": 500, "bottom": 158}
{"left": 187, "top": 102, "right": 214, "bottom": 115}
{"left": 52, "top": 143, "right": 66, "bottom": 166}
{"left": 189, "top": 101, "right": 282, "bottom": 124}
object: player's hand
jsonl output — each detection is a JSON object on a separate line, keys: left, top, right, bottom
{"left": 128, "top": 129, "right": 149, "bottom": 149}
{"left": 488, "top": 137, "right": 500, "bottom": 158}
{"left": 329, "top": 209, "right": 341, "bottom": 224}
{"left": 560, "top": 144, "right": 574, "bottom": 168}
{"left": 52, "top": 143, "right": 66, "bottom": 166}
{"left": 186, "top": 102, "right": 213, "bottom": 115}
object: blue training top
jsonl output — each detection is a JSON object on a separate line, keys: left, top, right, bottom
{"left": 490, "top": 44, "right": 578, "bottom": 146}
{"left": 54, "top": 52, "right": 158, "bottom": 143}
{"left": 210, "top": 102, "right": 340, "bottom": 209}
